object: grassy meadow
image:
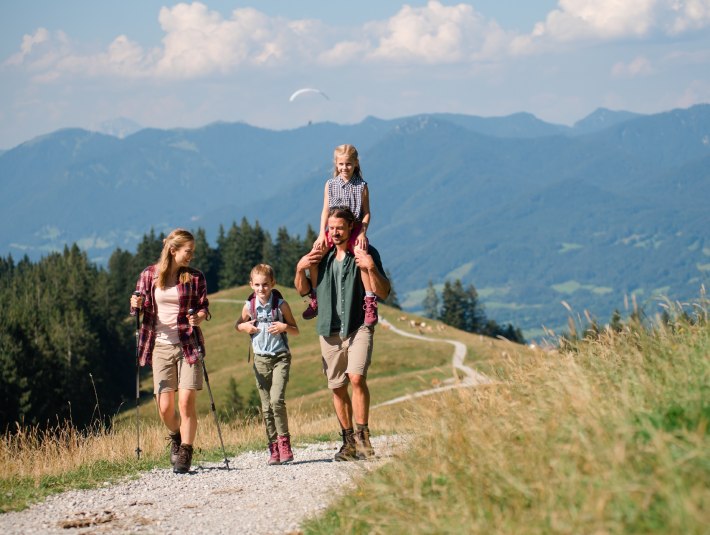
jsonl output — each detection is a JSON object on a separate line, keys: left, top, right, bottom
{"left": 2, "top": 286, "right": 707, "bottom": 535}
{"left": 1, "top": 285, "right": 498, "bottom": 512}
{"left": 304, "top": 298, "right": 710, "bottom": 534}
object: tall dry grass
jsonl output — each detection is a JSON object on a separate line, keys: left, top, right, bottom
{"left": 0, "top": 388, "right": 411, "bottom": 512}
{"left": 305, "top": 301, "right": 709, "bottom": 534}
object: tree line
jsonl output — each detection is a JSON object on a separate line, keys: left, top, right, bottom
{"left": 0, "top": 217, "right": 521, "bottom": 432}
{"left": 0, "top": 219, "right": 316, "bottom": 432}
{"left": 422, "top": 279, "right": 526, "bottom": 344}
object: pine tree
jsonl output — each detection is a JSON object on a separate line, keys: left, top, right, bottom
{"left": 192, "top": 227, "right": 219, "bottom": 292}
{"left": 440, "top": 280, "right": 467, "bottom": 330}
{"left": 422, "top": 280, "right": 439, "bottom": 319}
{"left": 132, "top": 228, "right": 163, "bottom": 277}
{"left": 463, "top": 283, "right": 485, "bottom": 333}
{"left": 218, "top": 221, "right": 241, "bottom": 288}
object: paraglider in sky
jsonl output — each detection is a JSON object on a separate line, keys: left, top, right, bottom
{"left": 289, "top": 88, "right": 330, "bottom": 102}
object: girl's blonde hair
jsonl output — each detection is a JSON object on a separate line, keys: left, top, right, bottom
{"left": 250, "top": 264, "right": 276, "bottom": 284}
{"left": 332, "top": 144, "right": 362, "bottom": 178}
{"left": 156, "top": 228, "right": 195, "bottom": 289}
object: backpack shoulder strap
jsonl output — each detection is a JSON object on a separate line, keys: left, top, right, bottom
{"left": 246, "top": 291, "right": 256, "bottom": 319}
{"left": 269, "top": 289, "right": 289, "bottom": 349}
{"left": 270, "top": 289, "right": 284, "bottom": 322}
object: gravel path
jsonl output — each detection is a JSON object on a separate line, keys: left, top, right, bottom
{"left": 0, "top": 435, "right": 406, "bottom": 534}
{"left": 2, "top": 312, "right": 488, "bottom": 533}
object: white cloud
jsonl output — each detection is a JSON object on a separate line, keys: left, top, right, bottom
{"left": 318, "top": 41, "right": 371, "bottom": 66}
{"left": 4, "top": 0, "right": 710, "bottom": 83}
{"left": 153, "top": 3, "right": 328, "bottom": 77}
{"left": 667, "top": 0, "right": 710, "bottom": 33}
{"left": 366, "top": 1, "right": 507, "bottom": 63}
{"left": 4, "top": 2, "right": 326, "bottom": 82}
{"left": 513, "top": 0, "right": 710, "bottom": 52}
{"left": 4, "top": 28, "right": 50, "bottom": 66}
{"left": 611, "top": 56, "right": 655, "bottom": 77}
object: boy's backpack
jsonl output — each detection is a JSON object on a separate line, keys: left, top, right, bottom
{"left": 246, "top": 289, "right": 289, "bottom": 362}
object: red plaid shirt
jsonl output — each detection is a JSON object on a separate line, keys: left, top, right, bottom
{"left": 130, "top": 265, "right": 210, "bottom": 367}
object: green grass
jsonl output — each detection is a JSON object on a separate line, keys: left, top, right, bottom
{"left": 0, "top": 459, "right": 155, "bottom": 513}
{"left": 303, "top": 302, "right": 710, "bottom": 534}
{"left": 4, "top": 285, "right": 498, "bottom": 512}
{"left": 118, "top": 285, "right": 458, "bottom": 422}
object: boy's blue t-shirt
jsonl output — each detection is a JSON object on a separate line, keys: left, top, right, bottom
{"left": 249, "top": 296, "right": 289, "bottom": 355}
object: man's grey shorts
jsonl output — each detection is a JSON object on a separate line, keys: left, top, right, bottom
{"left": 319, "top": 325, "right": 373, "bottom": 390}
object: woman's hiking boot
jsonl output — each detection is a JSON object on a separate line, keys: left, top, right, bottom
{"left": 268, "top": 442, "right": 281, "bottom": 465}
{"left": 168, "top": 430, "right": 182, "bottom": 466}
{"left": 173, "top": 444, "right": 193, "bottom": 474}
{"left": 355, "top": 424, "right": 375, "bottom": 460}
{"left": 302, "top": 289, "right": 318, "bottom": 320}
{"left": 334, "top": 428, "right": 358, "bottom": 462}
{"left": 278, "top": 435, "right": 294, "bottom": 463}
{"left": 363, "top": 296, "right": 378, "bottom": 327}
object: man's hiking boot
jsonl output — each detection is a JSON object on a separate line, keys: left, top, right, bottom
{"left": 173, "top": 444, "right": 193, "bottom": 474}
{"left": 355, "top": 424, "right": 375, "bottom": 460}
{"left": 268, "top": 442, "right": 281, "bottom": 465}
{"left": 364, "top": 296, "right": 378, "bottom": 327}
{"left": 302, "top": 289, "right": 318, "bottom": 320}
{"left": 278, "top": 435, "right": 294, "bottom": 463}
{"left": 334, "top": 429, "right": 358, "bottom": 462}
{"left": 168, "top": 431, "right": 181, "bottom": 466}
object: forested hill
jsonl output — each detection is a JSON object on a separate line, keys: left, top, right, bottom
{"left": 0, "top": 224, "right": 315, "bottom": 431}
{"left": 1, "top": 104, "right": 708, "bottom": 335}
{"left": 0, "top": 223, "right": 521, "bottom": 431}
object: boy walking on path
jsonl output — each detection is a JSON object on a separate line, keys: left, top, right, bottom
{"left": 235, "top": 264, "right": 299, "bottom": 465}
{"left": 295, "top": 206, "right": 390, "bottom": 461}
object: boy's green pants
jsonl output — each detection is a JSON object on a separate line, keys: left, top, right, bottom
{"left": 253, "top": 352, "right": 291, "bottom": 442}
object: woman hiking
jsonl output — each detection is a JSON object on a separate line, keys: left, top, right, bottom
{"left": 130, "top": 228, "right": 210, "bottom": 474}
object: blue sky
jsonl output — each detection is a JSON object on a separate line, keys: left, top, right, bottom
{"left": 2, "top": 0, "right": 709, "bottom": 149}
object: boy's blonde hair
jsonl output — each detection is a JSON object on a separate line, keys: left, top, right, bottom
{"left": 332, "top": 144, "right": 362, "bottom": 178}
{"left": 250, "top": 264, "right": 276, "bottom": 284}
{"left": 156, "top": 228, "right": 194, "bottom": 289}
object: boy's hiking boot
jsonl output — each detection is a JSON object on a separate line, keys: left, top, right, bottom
{"left": 278, "top": 435, "right": 294, "bottom": 463}
{"left": 268, "top": 442, "right": 281, "bottom": 465}
{"left": 168, "top": 430, "right": 182, "bottom": 466}
{"left": 364, "top": 296, "right": 378, "bottom": 327}
{"left": 173, "top": 444, "right": 193, "bottom": 474}
{"left": 334, "top": 428, "right": 358, "bottom": 462}
{"left": 355, "top": 424, "right": 375, "bottom": 460}
{"left": 302, "top": 290, "right": 318, "bottom": 320}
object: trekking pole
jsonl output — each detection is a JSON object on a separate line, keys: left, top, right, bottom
{"left": 132, "top": 291, "right": 143, "bottom": 460}
{"left": 188, "top": 309, "right": 230, "bottom": 470}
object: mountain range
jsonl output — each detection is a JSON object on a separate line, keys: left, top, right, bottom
{"left": 1, "top": 105, "right": 708, "bottom": 337}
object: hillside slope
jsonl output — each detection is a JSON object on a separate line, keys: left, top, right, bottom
{"left": 2, "top": 105, "right": 708, "bottom": 335}
{"left": 130, "top": 285, "right": 523, "bottom": 419}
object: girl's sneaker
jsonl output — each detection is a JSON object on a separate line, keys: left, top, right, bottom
{"left": 268, "top": 442, "right": 281, "bottom": 465}
{"left": 278, "top": 435, "right": 294, "bottom": 463}
{"left": 302, "top": 289, "right": 318, "bottom": 320}
{"left": 364, "top": 296, "right": 378, "bottom": 326}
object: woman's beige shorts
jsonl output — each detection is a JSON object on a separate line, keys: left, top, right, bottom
{"left": 152, "top": 342, "right": 203, "bottom": 394}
